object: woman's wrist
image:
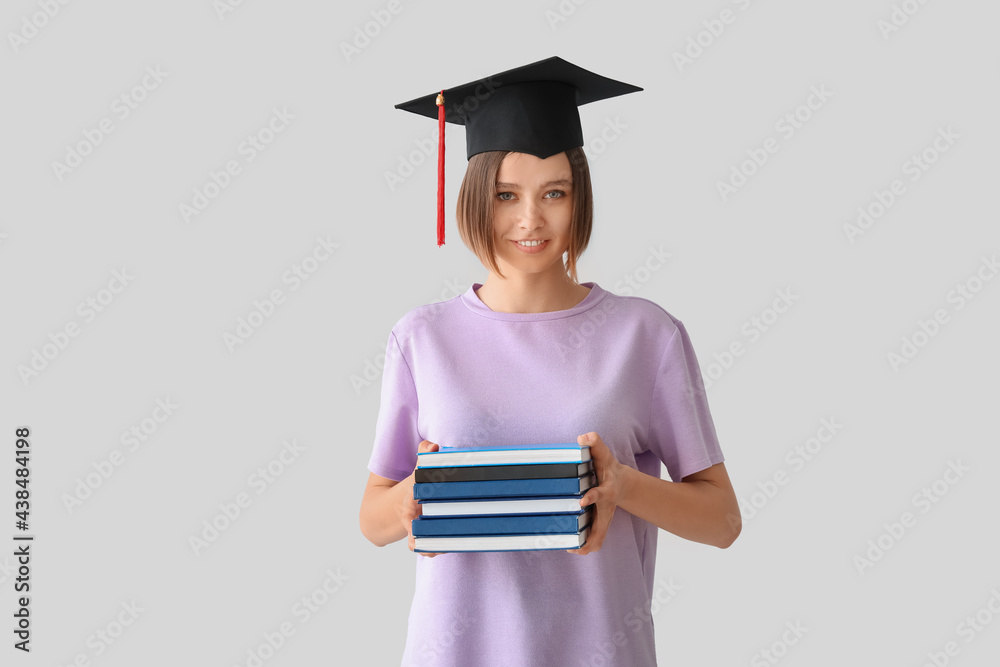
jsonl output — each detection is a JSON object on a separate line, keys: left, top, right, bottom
{"left": 611, "top": 460, "right": 638, "bottom": 509}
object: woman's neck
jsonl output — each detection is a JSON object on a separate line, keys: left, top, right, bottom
{"left": 474, "top": 273, "right": 590, "bottom": 313}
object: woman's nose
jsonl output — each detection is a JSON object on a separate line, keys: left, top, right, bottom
{"left": 519, "top": 199, "right": 543, "bottom": 228}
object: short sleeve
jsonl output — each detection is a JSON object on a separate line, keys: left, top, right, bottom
{"left": 366, "top": 331, "right": 421, "bottom": 482}
{"left": 647, "top": 319, "right": 725, "bottom": 482}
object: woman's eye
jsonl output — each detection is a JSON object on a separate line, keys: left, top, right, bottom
{"left": 497, "top": 190, "right": 566, "bottom": 201}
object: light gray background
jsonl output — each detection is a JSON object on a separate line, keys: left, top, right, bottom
{"left": 2, "top": 1, "right": 998, "bottom": 665}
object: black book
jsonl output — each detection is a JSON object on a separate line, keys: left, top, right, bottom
{"left": 415, "top": 460, "right": 594, "bottom": 484}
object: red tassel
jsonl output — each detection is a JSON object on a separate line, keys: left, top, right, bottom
{"left": 436, "top": 90, "right": 446, "bottom": 247}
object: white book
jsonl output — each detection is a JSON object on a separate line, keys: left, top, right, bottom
{"left": 414, "top": 525, "right": 590, "bottom": 553}
{"left": 420, "top": 495, "right": 588, "bottom": 517}
{"left": 417, "top": 443, "right": 591, "bottom": 468}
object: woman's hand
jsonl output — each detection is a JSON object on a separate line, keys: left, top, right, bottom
{"left": 399, "top": 440, "right": 444, "bottom": 558}
{"left": 566, "top": 432, "right": 628, "bottom": 555}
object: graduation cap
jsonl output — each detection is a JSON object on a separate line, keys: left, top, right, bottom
{"left": 394, "top": 56, "right": 643, "bottom": 247}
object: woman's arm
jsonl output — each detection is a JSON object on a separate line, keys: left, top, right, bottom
{"left": 569, "top": 433, "right": 741, "bottom": 555}
{"left": 359, "top": 471, "right": 412, "bottom": 547}
{"left": 618, "top": 461, "right": 741, "bottom": 549}
{"left": 359, "top": 440, "right": 442, "bottom": 551}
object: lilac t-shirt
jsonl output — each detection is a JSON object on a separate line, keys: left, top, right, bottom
{"left": 367, "top": 281, "right": 725, "bottom": 666}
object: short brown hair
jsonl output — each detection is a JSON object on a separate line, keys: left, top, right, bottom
{"left": 455, "top": 146, "right": 593, "bottom": 283}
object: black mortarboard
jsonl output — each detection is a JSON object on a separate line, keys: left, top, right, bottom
{"left": 394, "top": 56, "right": 642, "bottom": 247}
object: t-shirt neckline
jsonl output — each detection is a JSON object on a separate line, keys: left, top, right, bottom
{"left": 461, "top": 282, "right": 608, "bottom": 321}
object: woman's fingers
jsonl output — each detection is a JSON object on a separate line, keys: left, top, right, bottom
{"left": 591, "top": 509, "right": 613, "bottom": 552}
{"left": 400, "top": 441, "right": 435, "bottom": 550}
{"left": 408, "top": 440, "right": 443, "bottom": 557}
{"left": 567, "top": 487, "right": 615, "bottom": 554}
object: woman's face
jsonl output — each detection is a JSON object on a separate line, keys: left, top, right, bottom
{"left": 491, "top": 151, "right": 574, "bottom": 279}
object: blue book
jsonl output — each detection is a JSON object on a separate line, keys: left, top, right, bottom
{"left": 412, "top": 507, "right": 593, "bottom": 537}
{"left": 417, "top": 442, "right": 590, "bottom": 468}
{"left": 413, "top": 472, "right": 596, "bottom": 500}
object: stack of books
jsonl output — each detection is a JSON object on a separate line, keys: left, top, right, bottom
{"left": 411, "top": 443, "right": 597, "bottom": 553}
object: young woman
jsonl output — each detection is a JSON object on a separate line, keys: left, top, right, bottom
{"left": 359, "top": 56, "right": 740, "bottom": 666}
